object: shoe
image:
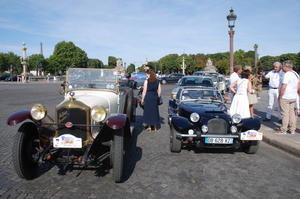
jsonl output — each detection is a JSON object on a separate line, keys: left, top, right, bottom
{"left": 263, "top": 118, "right": 271, "bottom": 122}
{"left": 274, "top": 130, "right": 287, "bottom": 134}
{"left": 290, "top": 131, "right": 296, "bottom": 135}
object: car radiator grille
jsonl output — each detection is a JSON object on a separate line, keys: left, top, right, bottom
{"left": 57, "top": 108, "right": 89, "bottom": 141}
{"left": 207, "top": 118, "right": 228, "bottom": 134}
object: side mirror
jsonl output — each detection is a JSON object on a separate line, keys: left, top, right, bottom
{"left": 59, "top": 81, "right": 67, "bottom": 95}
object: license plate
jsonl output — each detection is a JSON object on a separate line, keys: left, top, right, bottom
{"left": 204, "top": 137, "right": 233, "bottom": 144}
{"left": 53, "top": 134, "right": 82, "bottom": 148}
{"left": 240, "top": 130, "right": 263, "bottom": 140}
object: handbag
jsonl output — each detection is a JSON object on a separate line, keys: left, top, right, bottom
{"left": 157, "top": 96, "right": 163, "bottom": 105}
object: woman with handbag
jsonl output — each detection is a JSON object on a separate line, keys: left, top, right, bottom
{"left": 141, "top": 69, "right": 162, "bottom": 131}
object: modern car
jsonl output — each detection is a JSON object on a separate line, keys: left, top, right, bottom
{"left": 7, "top": 68, "right": 137, "bottom": 182}
{"left": 170, "top": 76, "right": 214, "bottom": 99}
{"left": 160, "top": 73, "right": 184, "bottom": 84}
{"left": 0, "top": 74, "right": 10, "bottom": 80}
{"left": 193, "top": 71, "right": 226, "bottom": 94}
{"left": 5, "top": 75, "right": 17, "bottom": 81}
{"left": 168, "top": 87, "right": 262, "bottom": 154}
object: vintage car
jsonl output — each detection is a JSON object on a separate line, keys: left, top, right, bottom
{"left": 168, "top": 87, "right": 262, "bottom": 154}
{"left": 7, "top": 68, "right": 137, "bottom": 182}
{"left": 160, "top": 73, "right": 184, "bottom": 84}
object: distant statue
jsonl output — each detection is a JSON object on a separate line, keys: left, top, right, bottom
{"left": 204, "top": 58, "right": 217, "bottom": 72}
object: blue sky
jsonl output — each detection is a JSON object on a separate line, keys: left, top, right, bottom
{"left": 0, "top": 0, "right": 299, "bottom": 65}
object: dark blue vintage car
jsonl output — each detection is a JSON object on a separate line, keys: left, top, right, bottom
{"left": 168, "top": 87, "right": 262, "bottom": 154}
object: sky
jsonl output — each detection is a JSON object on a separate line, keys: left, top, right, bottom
{"left": 0, "top": 0, "right": 299, "bottom": 66}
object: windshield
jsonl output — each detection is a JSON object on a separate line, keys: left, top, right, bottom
{"left": 180, "top": 89, "right": 223, "bottom": 102}
{"left": 179, "top": 77, "right": 213, "bottom": 87}
{"left": 67, "top": 68, "right": 118, "bottom": 90}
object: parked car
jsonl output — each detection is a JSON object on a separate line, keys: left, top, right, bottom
{"left": 193, "top": 71, "right": 226, "bottom": 94}
{"left": 168, "top": 87, "right": 262, "bottom": 154}
{"left": 0, "top": 74, "right": 10, "bottom": 80}
{"left": 160, "top": 73, "right": 184, "bottom": 84}
{"left": 7, "top": 68, "right": 137, "bottom": 182}
{"left": 170, "top": 76, "right": 214, "bottom": 99}
{"left": 5, "top": 75, "right": 17, "bottom": 81}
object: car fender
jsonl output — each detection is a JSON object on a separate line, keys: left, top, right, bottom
{"left": 107, "top": 114, "right": 127, "bottom": 130}
{"left": 241, "top": 118, "right": 261, "bottom": 131}
{"left": 7, "top": 110, "right": 32, "bottom": 126}
{"left": 171, "top": 116, "right": 193, "bottom": 132}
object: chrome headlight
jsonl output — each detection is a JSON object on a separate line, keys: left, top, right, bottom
{"left": 230, "top": 126, "right": 238, "bottom": 133}
{"left": 30, "top": 104, "right": 47, "bottom": 120}
{"left": 232, "top": 114, "right": 242, "bottom": 124}
{"left": 91, "top": 106, "right": 107, "bottom": 122}
{"left": 201, "top": 125, "right": 208, "bottom": 133}
{"left": 190, "top": 112, "right": 200, "bottom": 122}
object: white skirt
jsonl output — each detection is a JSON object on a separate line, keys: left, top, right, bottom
{"left": 230, "top": 94, "right": 250, "bottom": 118}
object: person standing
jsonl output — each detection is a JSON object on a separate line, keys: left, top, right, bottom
{"left": 276, "top": 60, "right": 300, "bottom": 134}
{"left": 141, "top": 69, "right": 162, "bottom": 131}
{"left": 229, "top": 65, "right": 243, "bottom": 102}
{"left": 263, "top": 62, "right": 284, "bottom": 122}
{"left": 230, "top": 69, "right": 254, "bottom": 118}
{"left": 244, "top": 65, "right": 258, "bottom": 118}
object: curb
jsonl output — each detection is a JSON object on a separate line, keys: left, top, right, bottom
{"left": 261, "top": 126, "right": 300, "bottom": 158}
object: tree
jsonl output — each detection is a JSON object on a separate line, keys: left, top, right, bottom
{"left": 108, "top": 56, "right": 117, "bottom": 68}
{"left": 87, "top": 59, "right": 103, "bottom": 68}
{"left": 194, "top": 54, "right": 206, "bottom": 71}
{"left": 0, "top": 52, "right": 22, "bottom": 74}
{"left": 28, "top": 54, "right": 46, "bottom": 74}
{"left": 259, "top": 56, "right": 278, "bottom": 71}
{"left": 159, "top": 54, "right": 179, "bottom": 73}
{"left": 48, "top": 41, "right": 88, "bottom": 74}
{"left": 127, "top": 63, "right": 135, "bottom": 73}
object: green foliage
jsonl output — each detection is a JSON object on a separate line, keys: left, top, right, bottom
{"left": 159, "top": 54, "right": 179, "bottom": 73}
{"left": 28, "top": 54, "right": 47, "bottom": 72}
{"left": 48, "top": 41, "right": 88, "bottom": 74}
{"left": 0, "top": 52, "right": 22, "bottom": 74}
{"left": 127, "top": 63, "right": 135, "bottom": 73}
{"left": 108, "top": 56, "right": 117, "bottom": 68}
{"left": 259, "top": 56, "right": 278, "bottom": 71}
{"left": 87, "top": 59, "right": 103, "bottom": 68}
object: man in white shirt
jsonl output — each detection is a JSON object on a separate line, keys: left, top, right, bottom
{"left": 229, "top": 65, "right": 242, "bottom": 102}
{"left": 276, "top": 60, "right": 300, "bottom": 134}
{"left": 263, "top": 62, "right": 284, "bottom": 121}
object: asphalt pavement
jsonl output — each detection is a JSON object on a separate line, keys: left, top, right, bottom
{"left": 0, "top": 81, "right": 299, "bottom": 199}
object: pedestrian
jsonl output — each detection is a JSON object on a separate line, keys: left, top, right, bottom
{"left": 244, "top": 65, "right": 258, "bottom": 118}
{"left": 144, "top": 64, "right": 153, "bottom": 72}
{"left": 263, "top": 62, "right": 284, "bottom": 122}
{"left": 229, "top": 65, "right": 243, "bottom": 102}
{"left": 275, "top": 60, "right": 300, "bottom": 134}
{"left": 229, "top": 69, "right": 254, "bottom": 119}
{"left": 141, "top": 69, "right": 162, "bottom": 131}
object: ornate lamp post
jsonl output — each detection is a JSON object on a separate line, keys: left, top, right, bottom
{"left": 227, "top": 8, "right": 237, "bottom": 74}
{"left": 20, "top": 42, "right": 28, "bottom": 83}
{"left": 181, "top": 56, "right": 186, "bottom": 75}
{"left": 254, "top": 44, "right": 258, "bottom": 74}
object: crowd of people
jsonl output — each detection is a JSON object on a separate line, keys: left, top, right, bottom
{"left": 229, "top": 60, "right": 300, "bottom": 135}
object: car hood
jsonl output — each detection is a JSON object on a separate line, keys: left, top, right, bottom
{"left": 181, "top": 101, "right": 226, "bottom": 112}
{"left": 59, "top": 90, "right": 119, "bottom": 114}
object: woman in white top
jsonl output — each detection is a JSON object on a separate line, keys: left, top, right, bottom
{"left": 230, "top": 70, "right": 255, "bottom": 118}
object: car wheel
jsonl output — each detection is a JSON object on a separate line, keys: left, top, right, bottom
{"left": 243, "top": 141, "right": 260, "bottom": 154}
{"left": 112, "top": 128, "right": 124, "bottom": 183}
{"left": 170, "top": 126, "right": 181, "bottom": 153}
{"left": 12, "top": 122, "right": 39, "bottom": 180}
{"left": 125, "top": 91, "right": 133, "bottom": 122}
{"left": 162, "top": 79, "right": 167, "bottom": 84}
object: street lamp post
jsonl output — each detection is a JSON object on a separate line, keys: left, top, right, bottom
{"left": 182, "top": 56, "right": 186, "bottom": 75}
{"left": 254, "top": 44, "right": 258, "bottom": 74}
{"left": 227, "top": 8, "right": 237, "bottom": 74}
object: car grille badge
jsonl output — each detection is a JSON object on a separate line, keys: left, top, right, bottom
{"left": 65, "top": 122, "right": 73, "bottom": 128}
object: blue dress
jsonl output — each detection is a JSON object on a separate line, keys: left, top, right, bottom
{"left": 143, "top": 79, "right": 160, "bottom": 127}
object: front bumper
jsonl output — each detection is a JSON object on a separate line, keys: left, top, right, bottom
{"left": 176, "top": 133, "right": 239, "bottom": 139}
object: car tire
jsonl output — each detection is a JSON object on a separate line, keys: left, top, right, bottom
{"left": 112, "top": 128, "right": 124, "bottom": 183}
{"left": 170, "top": 126, "right": 181, "bottom": 153}
{"left": 125, "top": 91, "right": 134, "bottom": 122}
{"left": 162, "top": 79, "right": 167, "bottom": 85}
{"left": 243, "top": 141, "right": 260, "bottom": 154}
{"left": 12, "top": 122, "right": 39, "bottom": 180}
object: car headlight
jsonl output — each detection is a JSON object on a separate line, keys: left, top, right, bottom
{"left": 232, "top": 114, "right": 242, "bottom": 124}
{"left": 230, "top": 126, "right": 238, "bottom": 133}
{"left": 30, "top": 104, "right": 47, "bottom": 120}
{"left": 91, "top": 106, "right": 106, "bottom": 122}
{"left": 201, "top": 125, "right": 208, "bottom": 133}
{"left": 190, "top": 112, "right": 200, "bottom": 122}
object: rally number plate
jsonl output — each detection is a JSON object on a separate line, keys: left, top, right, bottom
{"left": 204, "top": 137, "right": 234, "bottom": 144}
{"left": 53, "top": 134, "right": 82, "bottom": 148}
{"left": 240, "top": 130, "right": 263, "bottom": 140}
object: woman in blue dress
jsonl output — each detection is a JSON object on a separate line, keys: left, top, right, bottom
{"left": 141, "top": 69, "right": 162, "bottom": 131}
